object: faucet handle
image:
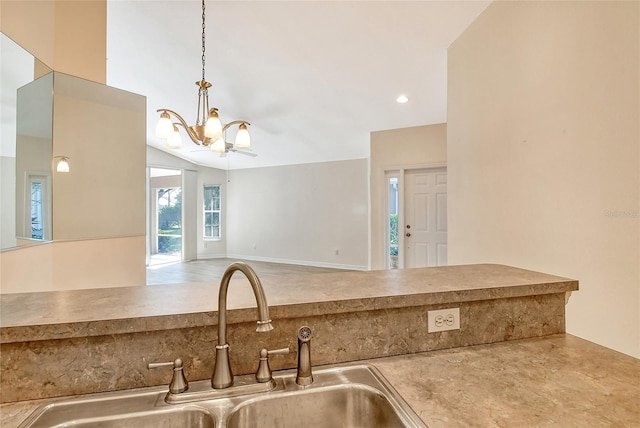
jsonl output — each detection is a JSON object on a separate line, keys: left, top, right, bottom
{"left": 148, "top": 358, "right": 189, "bottom": 394}
{"left": 256, "top": 347, "right": 290, "bottom": 383}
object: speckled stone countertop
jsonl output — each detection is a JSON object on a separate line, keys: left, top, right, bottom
{"left": 1, "top": 264, "right": 577, "bottom": 343}
{"left": 2, "top": 334, "right": 637, "bottom": 427}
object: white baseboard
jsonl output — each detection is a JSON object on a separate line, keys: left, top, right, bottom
{"left": 200, "top": 254, "right": 369, "bottom": 271}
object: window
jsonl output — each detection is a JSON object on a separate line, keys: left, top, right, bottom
{"left": 203, "top": 185, "right": 221, "bottom": 239}
{"left": 30, "top": 180, "right": 43, "bottom": 239}
{"left": 388, "top": 177, "right": 399, "bottom": 268}
{"left": 27, "top": 174, "right": 49, "bottom": 241}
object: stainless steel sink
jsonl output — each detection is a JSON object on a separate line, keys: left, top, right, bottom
{"left": 18, "top": 364, "right": 426, "bottom": 428}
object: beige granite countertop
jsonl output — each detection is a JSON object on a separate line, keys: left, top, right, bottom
{"left": 2, "top": 334, "right": 637, "bottom": 427}
{"left": 374, "top": 334, "right": 639, "bottom": 427}
{"left": 1, "top": 264, "right": 577, "bottom": 343}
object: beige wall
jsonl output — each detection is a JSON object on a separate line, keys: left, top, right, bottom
{"left": 0, "top": 157, "right": 16, "bottom": 249}
{"left": 448, "top": 1, "right": 639, "bottom": 357}
{"left": 227, "top": 159, "right": 369, "bottom": 270}
{"left": 0, "top": 0, "right": 106, "bottom": 84}
{"left": 370, "top": 124, "right": 447, "bottom": 270}
{"left": 52, "top": 73, "right": 146, "bottom": 241}
{"left": 0, "top": 236, "right": 145, "bottom": 293}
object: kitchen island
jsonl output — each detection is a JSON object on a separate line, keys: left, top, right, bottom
{"left": 1, "top": 264, "right": 577, "bottom": 403}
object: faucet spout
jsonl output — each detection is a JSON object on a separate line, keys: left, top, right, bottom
{"left": 212, "top": 262, "right": 273, "bottom": 389}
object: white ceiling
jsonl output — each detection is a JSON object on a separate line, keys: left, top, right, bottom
{"left": 1, "top": 34, "right": 42, "bottom": 155}
{"left": 106, "top": 0, "right": 490, "bottom": 170}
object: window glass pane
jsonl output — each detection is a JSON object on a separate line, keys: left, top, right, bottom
{"left": 158, "top": 235, "right": 182, "bottom": 254}
{"left": 31, "top": 181, "right": 43, "bottom": 239}
{"left": 389, "top": 177, "right": 399, "bottom": 269}
{"left": 204, "top": 185, "right": 221, "bottom": 238}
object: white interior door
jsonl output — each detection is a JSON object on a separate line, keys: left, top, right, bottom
{"left": 404, "top": 168, "right": 447, "bottom": 267}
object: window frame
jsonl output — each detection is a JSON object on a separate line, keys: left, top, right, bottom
{"left": 203, "top": 184, "right": 222, "bottom": 240}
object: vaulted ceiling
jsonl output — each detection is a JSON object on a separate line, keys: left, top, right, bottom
{"left": 107, "top": 1, "right": 490, "bottom": 170}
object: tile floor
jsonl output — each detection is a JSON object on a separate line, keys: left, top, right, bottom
{"left": 146, "top": 258, "right": 350, "bottom": 285}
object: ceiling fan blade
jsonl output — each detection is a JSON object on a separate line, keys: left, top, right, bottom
{"left": 234, "top": 150, "right": 258, "bottom": 157}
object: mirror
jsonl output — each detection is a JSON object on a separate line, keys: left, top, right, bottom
{"left": 1, "top": 33, "right": 53, "bottom": 250}
{"left": 1, "top": 32, "right": 147, "bottom": 254}
{"left": 15, "top": 72, "right": 54, "bottom": 244}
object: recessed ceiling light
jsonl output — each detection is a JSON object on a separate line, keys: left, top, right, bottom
{"left": 396, "top": 95, "right": 409, "bottom": 104}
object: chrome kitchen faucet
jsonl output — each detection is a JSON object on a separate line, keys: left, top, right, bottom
{"left": 212, "top": 261, "right": 273, "bottom": 389}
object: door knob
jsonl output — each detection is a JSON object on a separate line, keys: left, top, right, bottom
{"left": 405, "top": 232, "right": 411, "bottom": 237}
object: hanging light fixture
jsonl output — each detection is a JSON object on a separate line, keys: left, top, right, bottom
{"left": 156, "top": 0, "right": 250, "bottom": 154}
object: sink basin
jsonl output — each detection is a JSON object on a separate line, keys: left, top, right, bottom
{"left": 18, "top": 364, "right": 426, "bottom": 428}
{"left": 18, "top": 386, "right": 217, "bottom": 428}
{"left": 227, "top": 384, "right": 412, "bottom": 428}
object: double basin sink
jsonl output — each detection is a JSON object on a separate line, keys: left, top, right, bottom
{"left": 18, "top": 364, "right": 427, "bottom": 427}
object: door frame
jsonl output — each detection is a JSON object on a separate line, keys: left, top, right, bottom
{"left": 381, "top": 163, "right": 447, "bottom": 270}
{"left": 147, "top": 166, "right": 184, "bottom": 266}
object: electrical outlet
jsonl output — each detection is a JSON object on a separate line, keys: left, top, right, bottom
{"left": 427, "top": 308, "right": 460, "bottom": 333}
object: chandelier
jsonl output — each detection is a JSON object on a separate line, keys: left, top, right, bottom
{"left": 155, "top": 0, "right": 251, "bottom": 153}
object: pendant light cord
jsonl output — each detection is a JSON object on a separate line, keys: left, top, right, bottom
{"left": 201, "top": 0, "right": 206, "bottom": 82}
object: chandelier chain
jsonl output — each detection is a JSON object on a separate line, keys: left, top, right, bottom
{"left": 156, "top": 0, "right": 251, "bottom": 153}
{"left": 201, "top": 0, "right": 206, "bottom": 82}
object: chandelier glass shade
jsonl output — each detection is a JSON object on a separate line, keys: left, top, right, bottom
{"left": 166, "top": 124, "right": 183, "bottom": 149}
{"left": 155, "top": 0, "right": 250, "bottom": 154}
